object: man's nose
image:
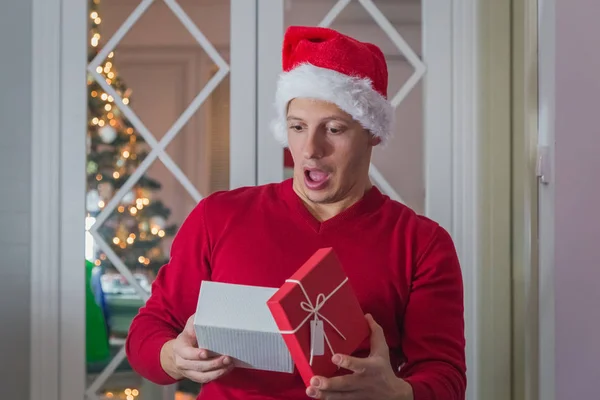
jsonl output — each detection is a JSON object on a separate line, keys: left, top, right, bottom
{"left": 302, "top": 129, "right": 325, "bottom": 159}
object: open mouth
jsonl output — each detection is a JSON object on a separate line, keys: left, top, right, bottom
{"left": 304, "top": 167, "right": 330, "bottom": 189}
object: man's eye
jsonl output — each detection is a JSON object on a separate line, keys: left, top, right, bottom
{"left": 328, "top": 126, "right": 343, "bottom": 134}
{"left": 289, "top": 125, "right": 303, "bottom": 131}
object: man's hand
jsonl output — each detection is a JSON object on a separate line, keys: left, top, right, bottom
{"left": 306, "top": 314, "right": 413, "bottom": 400}
{"left": 160, "top": 315, "right": 234, "bottom": 384}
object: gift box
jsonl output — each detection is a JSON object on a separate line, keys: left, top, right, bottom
{"left": 267, "top": 248, "right": 370, "bottom": 386}
{"left": 193, "top": 280, "right": 295, "bottom": 373}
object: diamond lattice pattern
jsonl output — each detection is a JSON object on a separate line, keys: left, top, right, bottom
{"left": 319, "top": 0, "right": 426, "bottom": 204}
{"left": 85, "top": 1, "right": 229, "bottom": 398}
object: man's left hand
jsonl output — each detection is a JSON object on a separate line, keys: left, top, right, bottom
{"left": 305, "top": 314, "right": 413, "bottom": 400}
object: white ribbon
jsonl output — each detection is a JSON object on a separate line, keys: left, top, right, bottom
{"left": 279, "top": 277, "right": 348, "bottom": 365}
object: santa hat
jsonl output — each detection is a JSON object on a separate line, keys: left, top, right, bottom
{"left": 271, "top": 26, "right": 394, "bottom": 146}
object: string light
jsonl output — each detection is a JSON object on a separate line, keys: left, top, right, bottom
{"left": 86, "top": 0, "right": 174, "bottom": 324}
{"left": 99, "top": 387, "right": 191, "bottom": 400}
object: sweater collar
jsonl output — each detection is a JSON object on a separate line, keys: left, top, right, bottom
{"left": 278, "top": 178, "right": 385, "bottom": 233}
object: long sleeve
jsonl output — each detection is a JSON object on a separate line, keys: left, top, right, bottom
{"left": 399, "top": 226, "right": 467, "bottom": 400}
{"left": 125, "top": 199, "right": 213, "bottom": 385}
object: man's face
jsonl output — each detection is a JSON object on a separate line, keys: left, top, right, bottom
{"left": 287, "top": 98, "right": 379, "bottom": 205}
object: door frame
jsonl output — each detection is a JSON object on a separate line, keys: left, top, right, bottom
{"left": 536, "top": 0, "right": 556, "bottom": 399}
{"left": 30, "top": 0, "right": 87, "bottom": 398}
{"left": 30, "top": 1, "right": 514, "bottom": 400}
{"left": 511, "top": 0, "right": 544, "bottom": 398}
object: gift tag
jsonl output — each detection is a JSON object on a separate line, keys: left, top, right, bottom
{"left": 310, "top": 320, "right": 325, "bottom": 356}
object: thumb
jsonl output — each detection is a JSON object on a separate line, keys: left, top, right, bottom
{"left": 366, "top": 314, "right": 389, "bottom": 358}
{"left": 181, "top": 314, "right": 198, "bottom": 345}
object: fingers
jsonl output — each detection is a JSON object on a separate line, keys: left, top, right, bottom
{"left": 331, "top": 353, "right": 368, "bottom": 374}
{"left": 365, "top": 313, "right": 389, "bottom": 357}
{"left": 310, "top": 375, "right": 358, "bottom": 392}
{"left": 184, "top": 362, "right": 234, "bottom": 384}
{"left": 173, "top": 343, "right": 204, "bottom": 360}
{"left": 306, "top": 376, "right": 364, "bottom": 399}
{"left": 172, "top": 337, "right": 228, "bottom": 368}
{"left": 176, "top": 354, "right": 232, "bottom": 373}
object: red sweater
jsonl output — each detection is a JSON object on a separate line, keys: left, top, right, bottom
{"left": 126, "top": 179, "right": 466, "bottom": 399}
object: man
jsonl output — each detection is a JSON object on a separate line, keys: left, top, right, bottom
{"left": 126, "top": 26, "right": 466, "bottom": 399}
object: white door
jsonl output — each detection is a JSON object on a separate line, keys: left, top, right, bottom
{"left": 80, "top": 1, "right": 257, "bottom": 399}
{"left": 255, "top": 0, "right": 453, "bottom": 231}
{"left": 42, "top": 1, "right": 506, "bottom": 400}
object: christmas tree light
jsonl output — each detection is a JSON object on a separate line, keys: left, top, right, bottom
{"left": 85, "top": 0, "right": 177, "bottom": 279}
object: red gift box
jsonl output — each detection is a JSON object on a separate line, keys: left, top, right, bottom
{"left": 267, "top": 247, "right": 370, "bottom": 387}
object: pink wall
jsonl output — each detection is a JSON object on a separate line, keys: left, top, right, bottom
{"left": 554, "top": 0, "right": 600, "bottom": 397}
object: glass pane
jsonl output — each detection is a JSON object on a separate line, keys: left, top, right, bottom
{"left": 283, "top": 0, "right": 425, "bottom": 213}
{"left": 85, "top": 0, "right": 231, "bottom": 398}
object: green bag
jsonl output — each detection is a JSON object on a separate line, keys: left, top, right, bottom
{"left": 85, "top": 260, "right": 110, "bottom": 363}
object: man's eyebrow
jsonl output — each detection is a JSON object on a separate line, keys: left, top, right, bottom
{"left": 286, "top": 115, "right": 351, "bottom": 123}
{"left": 322, "top": 115, "right": 351, "bottom": 124}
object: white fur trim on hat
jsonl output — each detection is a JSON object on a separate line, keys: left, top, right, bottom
{"left": 270, "top": 63, "right": 394, "bottom": 147}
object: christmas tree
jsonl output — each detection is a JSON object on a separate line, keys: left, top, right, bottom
{"left": 86, "top": 0, "right": 177, "bottom": 279}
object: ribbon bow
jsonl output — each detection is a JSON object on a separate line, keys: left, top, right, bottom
{"left": 280, "top": 277, "right": 348, "bottom": 365}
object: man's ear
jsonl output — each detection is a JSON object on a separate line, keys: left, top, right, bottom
{"left": 369, "top": 133, "right": 382, "bottom": 146}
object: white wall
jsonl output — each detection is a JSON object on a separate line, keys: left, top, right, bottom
{"left": 0, "top": 0, "right": 32, "bottom": 398}
{"left": 549, "top": 0, "right": 600, "bottom": 397}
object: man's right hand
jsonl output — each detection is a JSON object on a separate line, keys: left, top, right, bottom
{"left": 160, "top": 315, "right": 234, "bottom": 384}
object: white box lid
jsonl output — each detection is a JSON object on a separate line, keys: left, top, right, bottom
{"left": 194, "top": 280, "right": 280, "bottom": 333}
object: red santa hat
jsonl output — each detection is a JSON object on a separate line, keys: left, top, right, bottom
{"left": 271, "top": 26, "right": 394, "bottom": 146}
